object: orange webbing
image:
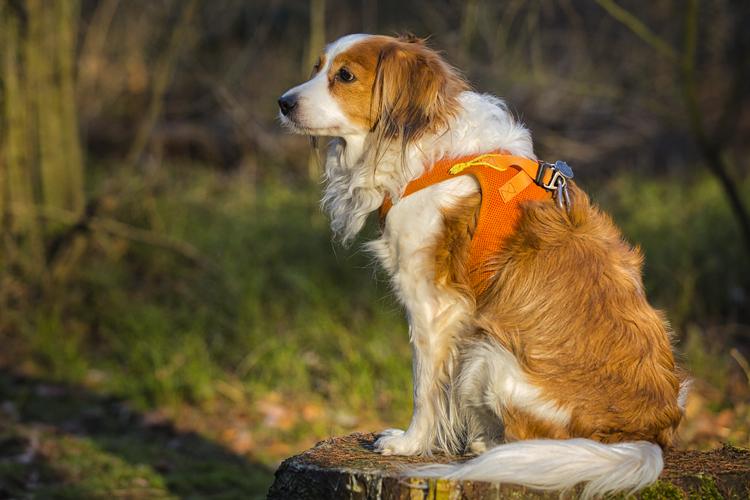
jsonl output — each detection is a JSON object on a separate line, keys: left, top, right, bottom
{"left": 379, "top": 152, "right": 552, "bottom": 295}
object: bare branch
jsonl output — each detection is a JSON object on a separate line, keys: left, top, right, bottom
{"left": 12, "top": 203, "right": 217, "bottom": 270}
{"left": 593, "top": 0, "right": 678, "bottom": 63}
{"left": 595, "top": 0, "right": 750, "bottom": 257}
{"left": 126, "top": 0, "right": 198, "bottom": 165}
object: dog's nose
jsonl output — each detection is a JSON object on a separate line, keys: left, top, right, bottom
{"left": 278, "top": 96, "right": 297, "bottom": 116}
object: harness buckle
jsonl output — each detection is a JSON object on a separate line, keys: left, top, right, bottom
{"left": 537, "top": 161, "right": 574, "bottom": 212}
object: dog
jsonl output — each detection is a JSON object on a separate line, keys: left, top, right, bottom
{"left": 278, "top": 32, "right": 690, "bottom": 498}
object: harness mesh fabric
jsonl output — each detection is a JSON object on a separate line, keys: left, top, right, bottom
{"left": 379, "top": 152, "right": 552, "bottom": 295}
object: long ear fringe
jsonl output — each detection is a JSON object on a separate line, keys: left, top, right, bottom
{"left": 370, "top": 36, "right": 468, "bottom": 155}
{"left": 309, "top": 136, "right": 325, "bottom": 174}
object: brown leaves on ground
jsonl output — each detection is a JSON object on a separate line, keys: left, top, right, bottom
{"left": 138, "top": 390, "right": 388, "bottom": 467}
{"left": 678, "top": 379, "right": 750, "bottom": 450}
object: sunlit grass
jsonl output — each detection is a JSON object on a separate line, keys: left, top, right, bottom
{"left": 28, "top": 166, "right": 415, "bottom": 419}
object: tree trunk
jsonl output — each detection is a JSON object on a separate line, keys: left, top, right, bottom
{"left": 1, "top": 0, "right": 86, "bottom": 286}
{"left": 26, "top": 0, "right": 84, "bottom": 214}
{"left": 268, "top": 433, "right": 750, "bottom": 499}
{"left": 0, "top": 1, "right": 45, "bottom": 273}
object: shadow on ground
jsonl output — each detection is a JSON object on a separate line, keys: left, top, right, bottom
{"left": 0, "top": 371, "right": 275, "bottom": 499}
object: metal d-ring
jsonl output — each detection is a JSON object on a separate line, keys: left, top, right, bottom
{"left": 538, "top": 161, "right": 573, "bottom": 212}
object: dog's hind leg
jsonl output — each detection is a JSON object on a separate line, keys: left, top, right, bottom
{"left": 456, "top": 338, "right": 573, "bottom": 445}
{"left": 462, "top": 404, "right": 505, "bottom": 455}
{"left": 454, "top": 341, "right": 508, "bottom": 455}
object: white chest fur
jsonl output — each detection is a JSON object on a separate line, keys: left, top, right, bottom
{"left": 367, "top": 175, "right": 479, "bottom": 310}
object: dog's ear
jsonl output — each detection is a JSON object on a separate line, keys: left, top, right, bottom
{"left": 371, "top": 35, "right": 467, "bottom": 147}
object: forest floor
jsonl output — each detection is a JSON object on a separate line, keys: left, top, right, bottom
{"left": 1, "top": 165, "right": 748, "bottom": 498}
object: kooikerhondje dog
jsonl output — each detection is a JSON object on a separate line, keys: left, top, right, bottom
{"left": 278, "top": 33, "right": 690, "bottom": 498}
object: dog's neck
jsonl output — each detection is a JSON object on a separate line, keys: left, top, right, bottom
{"left": 320, "top": 92, "right": 536, "bottom": 244}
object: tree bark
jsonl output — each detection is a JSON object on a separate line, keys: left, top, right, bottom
{"left": 268, "top": 433, "right": 750, "bottom": 499}
{"left": 0, "top": 1, "right": 45, "bottom": 272}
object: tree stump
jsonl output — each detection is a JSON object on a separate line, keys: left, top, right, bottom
{"left": 267, "top": 433, "right": 750, "bottom": 499}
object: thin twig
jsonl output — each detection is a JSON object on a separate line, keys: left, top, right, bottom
{"left": 11, "top": 203, "right": 217, "bottom": 270}
{"left": 126, "top": 0, "right": 197, "bottom": 165}
{"left": 730, "top": 349, "right": 750, "bottom": 388}
{"left": 593, "top": 0, "right": 678, "bottom": 63}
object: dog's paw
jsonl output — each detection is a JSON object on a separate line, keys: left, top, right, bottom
{"left": 466, "top": 433, "right": 503, "bottom": 456}
{"left": 374, "top": 428, "right": 426, "bottom": 456}
{"left": 467, "top": 436, "right": 492, "bottom": 455}
{"left": 467, "top": 439, "right": 487, "bottom": 455}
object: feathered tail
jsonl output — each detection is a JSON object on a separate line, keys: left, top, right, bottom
{"left": 406, "top": 439, "right": 663, "bottom": 500}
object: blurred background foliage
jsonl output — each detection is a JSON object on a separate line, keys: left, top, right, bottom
{"left": 0, "top": 0, "right": 749, "bottom": 497}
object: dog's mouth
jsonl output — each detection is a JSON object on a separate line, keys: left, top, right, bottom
{"left": 277, "top": 110, "right": 322, "bottom": 135}
{"left": 279, "top": 113, "right": 348, "bottom": 138}
{"left": 278, "top": 114, "right": 315, "bottom": 135}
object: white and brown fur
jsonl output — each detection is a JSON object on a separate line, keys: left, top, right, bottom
{"left": 278, "top": 33, "right": 690, "bottom": 498}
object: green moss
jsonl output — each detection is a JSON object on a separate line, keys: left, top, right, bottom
{"left": 640, "top": 481, "right": 686, "bottom": 500}
{"left": 720, "top": 443, "right": 749, "bottom": 455}
{"left": 689, "top": 475, "right": 723, "bottom": 500}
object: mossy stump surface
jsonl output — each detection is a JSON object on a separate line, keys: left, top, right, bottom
{"left": 267, "top": 433, "right": 750, "bottom": 499}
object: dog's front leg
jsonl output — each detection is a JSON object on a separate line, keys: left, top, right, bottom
{"left": 370, "top": 185, "right": 474, "bottom": 457}
{"left": 375, "top": 319, "right": 440, "bottom": 456}
{"left": 375, "top": 298, "right": 463, "bottom": 457}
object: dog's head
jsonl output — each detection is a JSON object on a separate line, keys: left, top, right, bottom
{"left": 278, "top": 33, "right": 468, "bottom": 147}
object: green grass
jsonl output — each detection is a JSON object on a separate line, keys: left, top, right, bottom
{"left": 1, "top": 162, "right": 748, "bottom": 496}
{"left": 22, "top": 166, "right": 414, "bottom": 418}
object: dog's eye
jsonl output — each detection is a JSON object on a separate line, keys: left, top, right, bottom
{"left": 337, "top": 67, "right": 356, "bottom": 82}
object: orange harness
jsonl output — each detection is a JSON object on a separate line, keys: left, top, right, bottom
{"left": 379, "top": 152, "right": 571, "bottom": 295}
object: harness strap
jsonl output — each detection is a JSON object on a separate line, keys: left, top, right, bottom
{"left": 378, "top": 152, "right": 554, "bottom": 295}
